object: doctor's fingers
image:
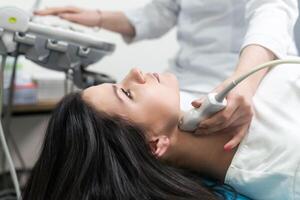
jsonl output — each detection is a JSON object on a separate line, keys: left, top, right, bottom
{"left": 59, "top": 11, "right": 101, "bottom": 27}
{"left": 198, "top": 106, "right": 250, "bottom": 134}
{"left": 198, "top": 96, "right": 240, "bottom": 129}
{"left": 35, "top": 6, "right": 82, "bottom": 16}
{"left": 224, "top": 123, "right": 250, "bottom": 151}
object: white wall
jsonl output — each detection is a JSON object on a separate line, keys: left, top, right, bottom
{"left": 0, "top": 0, "right": 179, "bottom": 82}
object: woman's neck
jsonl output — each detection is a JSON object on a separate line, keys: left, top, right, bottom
{"left": 163, "top": 128, "right": 237, "bottom": 182}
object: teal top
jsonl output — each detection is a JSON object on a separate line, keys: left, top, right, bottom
{"left": 213, "top": 185, "right": 251, "bottom": 200}
{"left": 203, "top": 179, "right": 251, "bottom": 200}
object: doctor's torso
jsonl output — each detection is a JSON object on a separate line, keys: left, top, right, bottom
{"left": 170, "top": 0, "right": 297, "bottom": 93}
{"left": 171, "top": 0, "right": 247, "bottom": 93}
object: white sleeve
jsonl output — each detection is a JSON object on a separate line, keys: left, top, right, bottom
{"left": 122, "top": 0, "right": 180, "bottom": 43}
{"left": 242, "top": 0, "right": 298, "bottom": 58}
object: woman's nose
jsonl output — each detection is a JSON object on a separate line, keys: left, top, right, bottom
{"left": 128, "top": 68, "right": 146, "bottom": 84}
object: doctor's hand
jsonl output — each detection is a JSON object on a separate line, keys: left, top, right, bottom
{"left": 192, "top": 78, "right": 254, "bottom": 151}
{"left": 35, "top": 7, "right": 102, "bottom": 27}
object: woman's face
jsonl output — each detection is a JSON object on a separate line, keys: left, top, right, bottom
{"left": 82, "top": 68, "right": 181, "bottom": 135}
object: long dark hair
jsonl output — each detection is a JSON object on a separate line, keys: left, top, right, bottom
{"left": 23, "top": 92, "right": 220, "bottom": 200}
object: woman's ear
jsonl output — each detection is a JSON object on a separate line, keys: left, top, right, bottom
{"left": 149, "top": 135, "right": 170, "bottom": 158}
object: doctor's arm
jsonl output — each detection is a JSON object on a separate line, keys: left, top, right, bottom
{"left": 35, "top": 7, "right": 135, "bottom": 37}
{"left": 193, "top": 0, "right": 298, "bottom": 150}
{"left": 35, "top": 0, "right": 180, "bottom": 42}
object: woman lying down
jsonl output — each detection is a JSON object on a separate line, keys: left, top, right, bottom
{"left": 23, "top": 63, "right": 300, "bottom": 200}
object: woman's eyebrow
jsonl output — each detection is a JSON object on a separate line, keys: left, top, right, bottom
{"left": 112, "top": 85, "right": 124, "bottom": 103}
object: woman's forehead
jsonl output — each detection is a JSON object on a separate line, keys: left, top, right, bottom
{"left": 82, "top": 84, "right": 119, "bottom": 112}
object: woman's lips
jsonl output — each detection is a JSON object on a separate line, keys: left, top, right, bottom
{"left": 153, "top": 73, "right": 160, "bottom": 83}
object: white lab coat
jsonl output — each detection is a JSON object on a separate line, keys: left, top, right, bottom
{"left": 124, "top": 0, "right": 298, "bottom": 95}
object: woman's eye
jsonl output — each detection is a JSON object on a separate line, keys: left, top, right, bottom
{"left": 121, "top": 88, "right": 132, "bottom": 99}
